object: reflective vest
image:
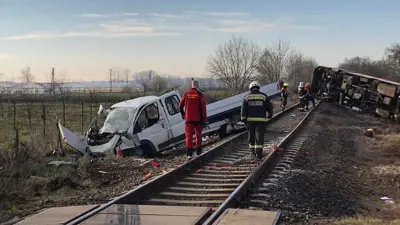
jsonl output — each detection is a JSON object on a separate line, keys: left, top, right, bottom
{"left": 240, "top": 90, "right": 273, "bottom": 123}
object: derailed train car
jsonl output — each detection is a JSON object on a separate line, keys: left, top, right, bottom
{"left": 311, "top": 66, "right": 400, "bottom": 120}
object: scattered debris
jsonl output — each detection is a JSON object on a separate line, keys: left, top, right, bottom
{"left": 151, "top": 160, "right": 159, "bottom": 168}
{"left": 48, "top": 161, "right": 78, "bottom": 169}
{"left": 365, "top": 128, "right": 374, "bottom": 137}
{"left": 144, "top": 172, "right": 152, "bottom": 179}
{"left": 380, "top": 196, "right": 393, "bottom": 201}
{"left": 289, "top": 113, "right": 297, "bottom": 119}
{"left": 202, "top": 136, "right": 210, "bottom": 142}
{"left": 139, "top": 160, "right": 152, "bottom": 167}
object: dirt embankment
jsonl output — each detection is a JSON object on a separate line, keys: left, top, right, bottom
{"left": 261, "top": 103, "right": 400, "bottom": 225}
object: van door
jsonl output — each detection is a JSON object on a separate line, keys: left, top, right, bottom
{"left": 160, "top": 92, "right": 186, "bottom": 144}
{"left": 133, "top": 102, "right": 169, "bottom": 152}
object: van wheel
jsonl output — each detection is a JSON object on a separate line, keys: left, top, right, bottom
{"left": 136, "top": 144, "right": 153, "bottom": 158}
{"left": 219, "top": 125, "right": 228, "bottom": 139}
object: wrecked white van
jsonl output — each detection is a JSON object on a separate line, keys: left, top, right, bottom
{"left": 58, "top": 82, "right": 280, "bottom": 157}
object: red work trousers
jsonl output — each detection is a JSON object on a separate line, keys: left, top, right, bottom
{"left": 185, "top": 124, "right": 203, "bottom": 148}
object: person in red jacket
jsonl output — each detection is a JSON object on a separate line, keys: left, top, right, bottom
{"left": 179, "top": 80, "right": 208, "bottom": 159}
{"left": 305, "top": 82, "right": 315, "bottom": 110}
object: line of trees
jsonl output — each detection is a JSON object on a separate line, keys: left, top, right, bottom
{"left": 207, "top": 36, "right": 400, "bottom": 95}
{"left": 207, "top": 36, "right": 317, "bottom": 94}
{"left": 338, "top": 43, "right": 400, "bottom": 82}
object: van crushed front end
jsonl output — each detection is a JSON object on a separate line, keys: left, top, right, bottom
{"left": 58, "top": 105, "right": 139, "bottom": 157}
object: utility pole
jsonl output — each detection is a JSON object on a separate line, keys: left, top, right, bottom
{"left": 109, "top": 69, "right": 112, "bottom": 92}
{"left": 51, "top": 68, "right": 55, "bottom": 94}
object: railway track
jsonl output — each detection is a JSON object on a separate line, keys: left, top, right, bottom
{"left": 243, "top": 135, "right": 309, "bottom": 209}
{"left": 63, "top": 102, "right": 319, "bottom": 225}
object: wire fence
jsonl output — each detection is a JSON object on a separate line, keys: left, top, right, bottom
{"left": 0, "top": 89, "right": 231, "bottom": 151}
{"left": 0, "top": 100, "right": 112, "bottom": 151}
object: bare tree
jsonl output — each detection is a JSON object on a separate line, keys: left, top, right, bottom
{"left": 134, "top": 70, "right": 157, "bottom": 94}
{"left": 257, "top": 40, "right": 293, "bottom": 83}
{"left": 385, "top": 43, "right": 400, "bottom": 77}
{"left": 286, "top": 52, "right": 318, "bottom": 91}
{"left": 207, "top": 36, "right": 261, "bottom": 95}
{"left": 151, "top": 75, "right": 168, "bottom": 93}
{"left": 123, "top": 68, "right": 132, "bottom": 83}
{"left": 20, "top": 66, "right": 34, "bottom": 83}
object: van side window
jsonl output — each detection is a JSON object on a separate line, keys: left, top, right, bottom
{"left": 134, "top": 103, "right": 160, "bottom": 132}
{"left": 165, "top": 95, "right": 180, "bottom": 115}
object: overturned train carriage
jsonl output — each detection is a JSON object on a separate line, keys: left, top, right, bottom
{"left": 311, "top": 66, "right": 400, "bottom": 120}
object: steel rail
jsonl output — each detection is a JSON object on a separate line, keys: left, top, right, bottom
{"left": 64, "top": 102, "right": 300, "bottom": 225}
{"left": 202, "top": 101, "right": 320, "bottom": 225}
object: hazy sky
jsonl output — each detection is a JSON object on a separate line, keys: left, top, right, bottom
{"left": 0, "top": 0, "right": 399, "bottom": 82}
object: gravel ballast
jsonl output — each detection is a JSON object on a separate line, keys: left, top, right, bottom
{"left": 251, "top": 103, "right": 400, "bottom": 224}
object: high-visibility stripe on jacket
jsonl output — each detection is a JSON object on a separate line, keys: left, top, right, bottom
{"left": 249, "top": 144, "right": 264, "bottom": 149}
{"left": 240, "top": 90, "right": 273, "bottom": 123}
{"left": 179, "top": 88, "right": 208, "bottom": 124}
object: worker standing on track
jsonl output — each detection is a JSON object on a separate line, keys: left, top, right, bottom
{"left": 305, "top": 82, "right": 315, "bottom": 109}
{"left": 179, "top": 80, "right": 208, "bottom": 160}
{"left": 298, "top": 82, "right": 307, "bottom": 111}
{"left": 241, "top": 81, "right": 273, "bottom": 160}
{"left": 280, "top": 82, "right": 289, "bottom": 110}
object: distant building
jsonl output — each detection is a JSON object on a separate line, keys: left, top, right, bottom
{"left": 17, "top": 82, "right": 46, "bottom": 94}
{"left": 0, "top": 82, "right": 16, "bottom": 93}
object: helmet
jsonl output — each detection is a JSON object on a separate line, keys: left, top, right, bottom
{"left": 249, "top": 81, "right": 260, "bottom": 90}
{"left": 298, "top": 82, "right": 304, "bottom": 88}
{"left": 283, "top": 83, "right": 289, "bottom": 87}
{"left": 305, "top": 82, "right": 311, "bottom": 88}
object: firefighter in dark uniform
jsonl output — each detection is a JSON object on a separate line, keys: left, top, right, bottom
{"left": 241, "top": 81, "right": 273, "bottom": 159}
{"left": 280, "top": 82, "right": 289, "bottom": 110}
{"left": 179, "top": 80, "right": 208, "bottom": 160}
{"left": 298, "top": 82, "right": 307, "bottom": 111}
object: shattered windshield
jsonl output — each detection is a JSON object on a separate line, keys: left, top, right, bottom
{"left": 99, "top": 107, "right": 136, "bottom": 134}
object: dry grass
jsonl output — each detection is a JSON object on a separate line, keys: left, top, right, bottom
{"left": 0, "top": 143, "right": 79, "bottom": 196}
{"left": 377, "top": 133, "right": 400, "bottom": 154}
{"left": 332, "top": 217, "right": 400, "bottom": 225}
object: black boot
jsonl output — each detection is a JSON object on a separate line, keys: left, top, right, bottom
{"left": 256, "top": 148, "right": 263, "bottom": 159}
{"left": 249, "top": 148, "right": 256, "bottom": 158}
{"left": 196, "top": 147, "right": 202, "bottom": 156}
{"left": 187, "top": 148, "right": 193, "bottom": 160}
